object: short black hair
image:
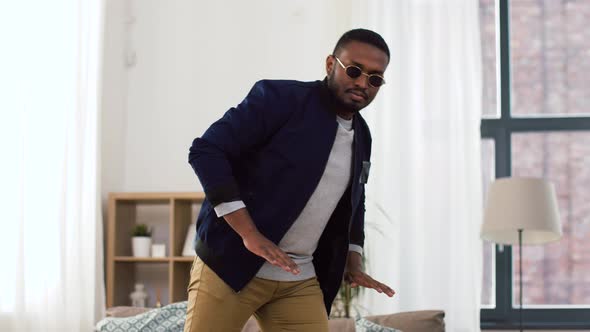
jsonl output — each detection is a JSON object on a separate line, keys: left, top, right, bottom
{"left": 332, "top": 28, "right": 390, "bottom": 61}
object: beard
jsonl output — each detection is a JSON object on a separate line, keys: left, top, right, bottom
{"left": 326, "top": 71, "right": 367, "bottom": 113}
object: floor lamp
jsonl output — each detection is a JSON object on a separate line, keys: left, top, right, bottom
{"left": 480, "top": 177, "right": 562, "bottom": 332}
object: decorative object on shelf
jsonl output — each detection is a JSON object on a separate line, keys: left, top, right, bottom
{"left": 182, "top": 223, "right": 197, "bottom": 256}
{"left": 132, "top": 224, "right": 152, "bottom": 257}
{"left": 151, "top": 243, "right": 166, "bottom": 258}
{"left": 155, "top": 287, "right": 162, "bottom": 308}
{"left": 130, "top": 283, "right": 149, "bottom": 307}
{"left": 481, "top": 177, "right": 562, "bottom": 332}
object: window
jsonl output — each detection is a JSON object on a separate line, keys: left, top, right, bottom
{"left": 479, "top": 0, "right": 590, "bottom": 329}
{"left": 481, "top": 139, "right": 496, "bottom": 309}
{"left": 512, "top": 132, "right": 590, "bottom": 307}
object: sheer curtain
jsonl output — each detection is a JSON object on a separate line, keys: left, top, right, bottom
{"left": 351, "top": 1, "right": 483, "bottom": 331}
{"left": 0, "top": 1, "right": 106, "bottom": 331}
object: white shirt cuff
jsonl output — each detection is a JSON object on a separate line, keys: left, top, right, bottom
{"left": 214, "top": 200, "right": 246, "bottom": 217}
{"left": 348, "top": 244, "right": 363, "bottom": 256}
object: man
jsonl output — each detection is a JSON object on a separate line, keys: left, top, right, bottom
{"left": 185, "top": 29, "right": 395, "bottom": 332}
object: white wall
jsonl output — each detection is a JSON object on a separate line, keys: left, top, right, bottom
{"left": 101, "top": 0, "right": 354, "bottom": 202}
{"left": 101, "top": 0, "right": 128, "bottom": 196}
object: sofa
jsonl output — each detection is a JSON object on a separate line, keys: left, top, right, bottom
{"left": 104, "top": 305, "right": 445, "bottom": 332}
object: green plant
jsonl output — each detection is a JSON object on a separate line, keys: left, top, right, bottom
{"left": 132, "top": 224, "right": 151, "bottom": 237}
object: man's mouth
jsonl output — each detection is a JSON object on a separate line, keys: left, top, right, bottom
{"left": 348, "top": 90, "right": 367, "bottom": 101}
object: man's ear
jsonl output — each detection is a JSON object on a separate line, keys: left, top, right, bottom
{"left": 325, "top": 55, "right": 334, "bottom": 75}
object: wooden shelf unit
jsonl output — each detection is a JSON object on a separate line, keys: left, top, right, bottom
{"left": 106, "top": 192, "right": 205, "bottom": 308}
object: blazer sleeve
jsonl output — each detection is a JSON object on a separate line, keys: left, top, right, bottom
{"left": 349, "top": 188, "right": 366, "bottom": 249}
{"left": 188, "top": 80, "right": 291, "bottom": 206}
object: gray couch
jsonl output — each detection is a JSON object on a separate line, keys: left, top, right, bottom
{"left": 105, "top": 306, "right": 445, "bottom": 332}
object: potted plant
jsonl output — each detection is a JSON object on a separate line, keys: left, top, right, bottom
{"left": 132, "top": 224, "right": 152, "bottom": 257}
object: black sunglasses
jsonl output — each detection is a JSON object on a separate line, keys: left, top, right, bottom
{"left": 333, "top": 56, "right": 386, "bottom": 88}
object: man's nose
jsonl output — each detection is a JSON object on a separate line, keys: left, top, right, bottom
{"left": 353, "top": 74, "right": 369, "bottom": 89}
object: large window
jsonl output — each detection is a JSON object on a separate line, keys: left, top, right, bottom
{"left": 479, "top": 0, "right": 590, "bottom": 329}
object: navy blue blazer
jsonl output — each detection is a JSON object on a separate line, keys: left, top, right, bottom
{"left": 188, "top": 78, "right": 372, "bottom": 314}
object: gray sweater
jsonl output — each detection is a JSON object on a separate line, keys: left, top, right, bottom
{"left": 214, "top": 116, "right": 361, "bottom": 281}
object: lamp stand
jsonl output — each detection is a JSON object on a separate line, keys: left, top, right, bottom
{"left": 518, "top": 228, "right": 523, "bottom": 332}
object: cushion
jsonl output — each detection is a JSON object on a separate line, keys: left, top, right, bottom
{"left": 244, "top": 310, "right": 445, "bottom": 332}
{"left": 96, "top": 302, "right": 186, "bottom": 332}
{"left": 364, "top": 310, "right": 445, "bottom": 332}
{"left": 355, "top": 317, "right": 402, "bottom": 331}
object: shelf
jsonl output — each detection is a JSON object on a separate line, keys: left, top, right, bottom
{"left": 107, "top": 192, "right": 204, "bottom": 307}
{"left": 113, "top": 256, "right": 196, "bottom": 263}
{"left": 172, "top": 256, "right": 195, "bottom": 262}
{"left": 109, "top": 192, "right": 206, "bottom": 203}
{"left": 114, "top": 256, "right": 170, "bottom": 263}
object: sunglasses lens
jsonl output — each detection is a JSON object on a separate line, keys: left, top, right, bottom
{"left": 369, "top": 76, "right": 384, "bottom": 87}
{"left": 345, "top": 66, "right": 362, "bottom": 79}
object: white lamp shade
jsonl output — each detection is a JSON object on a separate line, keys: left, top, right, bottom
{"left": 481, "top": 177, "right": 562, "bottom": 245}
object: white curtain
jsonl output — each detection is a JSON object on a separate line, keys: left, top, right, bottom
{"left": 0, "top": 1, "right": 106, "bottom": 331}
{"left": 350, "top": 1, "right": 483, "bottom": 331}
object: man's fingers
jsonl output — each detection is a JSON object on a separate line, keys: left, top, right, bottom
{"left": 379, "top": 283, "right": 395, "bottom": 297}
{"left": 279, "top": 256, "right": 300, "bottom": 274}
{"left": 348, "top": 272, "right": 396, "bottom": 297}
{"left": 245, "top": 236, "right": 299, "bottom": 274}
{"left": 350, "top": 274, "right": 377, "bottom": 291}
{"left": 287, "top": 260, "right": 300, "bottom": 274}
{"left": 359, "top": 275, "right": 378, "bottom": 289}
{"left": 265, "top": 246, "right": 300, "bottom": 274}
{"left": 263, "top": 248, "right": 286, "bottom": 271}
{"left": 261, "top": 247, "right": 278, "bottom": 265}
{"left": 274, "top": 249, "right": 298, "bottom": 272}
{"left": 370, "top": 279, "right": 395, "bottom": 297}
{"left": 358, "top": 275, "right": 395, "bottom": 296}
{"left": 371, "top": 279, "right": 387, "bottom": 294}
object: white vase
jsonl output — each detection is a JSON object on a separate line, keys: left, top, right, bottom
{"left": 132, "top": 237, "right": 152, "bottom": 257}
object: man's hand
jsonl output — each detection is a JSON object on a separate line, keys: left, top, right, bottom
{"left": 222, "top": 207, "right": 300, "bottom": 275}
{"left": 344, "top": 251, "right": 395, "bottom": 297}
{"left": 242, "top": 230, "right": 300, "bottom": 275}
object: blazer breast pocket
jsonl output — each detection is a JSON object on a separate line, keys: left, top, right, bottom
{"left": 359, "top": 161, "right": 371, "bottom": 184}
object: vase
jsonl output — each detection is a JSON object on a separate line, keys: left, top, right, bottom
{"left": 132, "top": 236, "right": 152, "bottom": 257}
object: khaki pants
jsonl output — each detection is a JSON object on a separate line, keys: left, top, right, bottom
{"left": 183, "top": 256, "right": 329, "bottom": 332}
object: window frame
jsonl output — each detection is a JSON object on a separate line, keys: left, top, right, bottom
{"left": 480, "top": 0, "right": 590, "bottom": 329}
